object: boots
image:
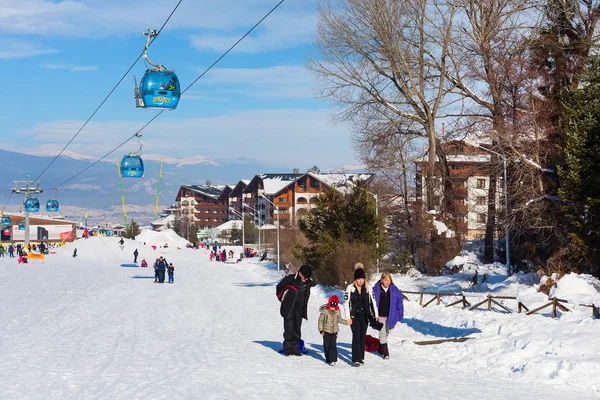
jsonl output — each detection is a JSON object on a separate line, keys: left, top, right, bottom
{"left": 381, "top": 343, "right": 390, "bottom": 359}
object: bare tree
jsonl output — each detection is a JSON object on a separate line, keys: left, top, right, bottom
{"left": 308, "top": 0, "right": 458, "bottom": 214}
{"left": 446, "top": 0, "right": 538, "bottom": 263}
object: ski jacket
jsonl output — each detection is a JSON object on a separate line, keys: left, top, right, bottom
{"left": 343, "top": 282, "right": 378, "bottom": 321}
{"left": 276, "top": 273, "right": 313, "bottom": 320}
{"left": 167, "top": 265, "right": 174, "bottom": 275}
{"left": 372, "top": 281, "right": 404, "bottom": 329}
{"left": 154, "top": 259, "right": 168, "bottom": 270}
{"left": 318, "top": 305, "right": 345, "bottom": 334}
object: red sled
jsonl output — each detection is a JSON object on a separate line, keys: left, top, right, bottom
{"left": 365, "top": 334, "right": 380, "bottom": 352}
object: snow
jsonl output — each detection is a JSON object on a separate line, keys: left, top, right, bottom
{"left": 134, "top": 228, "right": 189, "bottom": 249}
{"left": 433, "top": 219, "right": 456, "bottom": 238}
{"left": 0, "top": 238, "right": 599, "bottom": 399}
{"left": 549, "top": 273, "right": 600, "bottom": 306}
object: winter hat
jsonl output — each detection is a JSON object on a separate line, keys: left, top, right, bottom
{"left": 354, "top": 262, "right": 364, "bottom": 270}
{"left": 298, "top": 264, "right": 312, "bottom": 279}
{"left": 327, "top": 295, "right": 340, "bottom": 310}
{"left": 354, "top": 267, "right": 366, "bottom": 280}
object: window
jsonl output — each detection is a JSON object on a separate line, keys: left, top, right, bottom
{"left": 310, "top": 179, "right": 320, "bottom": 191}
{"left": 477, "top": 196, "right": 486, "bottom": 206}
{"left": 181, "top": 200, "right": 189, "bottom": 207}
{"left": 297, "top": 197, "right": 308, "bottom": 204}
{"left": 278, "top": 197, "right": 286, "bottom": 204}
{"left": 477, "top": 179, "right": 486, "bottom": 189}
{"left": 477, "top": 214, "right": 486, "bottom": 223}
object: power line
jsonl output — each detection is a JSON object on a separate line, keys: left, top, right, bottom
{"left": 55, "top": 0, "right": 287, "bottom": 189}
{"left": 33, "top": 0, "right": 184, "bottom": 183}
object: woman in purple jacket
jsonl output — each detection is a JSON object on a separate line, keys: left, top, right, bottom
{"left": 372, "top": 272, "right": 404, "bottom": 359}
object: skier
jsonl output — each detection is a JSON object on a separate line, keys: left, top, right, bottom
{"left": 372, "top": 272, "right": 404, "bottom": 360}
{"left": 133, "top": 249, "right": 139, "bottom": 263}
{"left": 343, "top": 263, "right": 379, "bottom": 367}
{"left": 276, "top": 264, "right": 313, "bottom": 356}
{"left": 167, "top": 263, "right": 175, "bottom": 284}
{"left": 154, "top": 256, "right": 168, "bottom": 283}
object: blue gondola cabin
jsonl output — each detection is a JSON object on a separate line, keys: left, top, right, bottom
{"left": 24, "top": 198, "right": 40, "bottom": 213}
{"left": 121, "top": 155, "right": 144, "bottom": 178}
{"left": 136, "top": 71, "right": 180, "bottom": 109}
{"left": 46, "top": 199, "right": 59, "bottom": 212}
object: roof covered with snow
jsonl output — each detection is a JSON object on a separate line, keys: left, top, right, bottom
{"left": 180, "top": 184, "right": 226, "bottom": 200}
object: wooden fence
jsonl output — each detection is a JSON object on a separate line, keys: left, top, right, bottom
{"left": 401, "top": 290, "right": 597, "bottom": 318}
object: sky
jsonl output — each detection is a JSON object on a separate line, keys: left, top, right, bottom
{"left": 0, "top": 0, "right": 361, "bottom": 174}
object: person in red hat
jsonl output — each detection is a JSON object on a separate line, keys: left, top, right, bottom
{"left": 318, "top": 294, "right": 349, "bottom": 366}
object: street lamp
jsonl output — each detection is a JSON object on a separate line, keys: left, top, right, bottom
{"left": 469, "top": 142, "right": 511, "bottom": 276}
{"left": 230, "top": 209, "right": 245, "bottom": 253}
{"left": 346, "top": 180, "right": 380, "bottom": 274}
{"left": 258, "top": 192, "right": 280, "bottom": 271}
{"left": 243, "top": 203, "right": 262, "bottom": 253}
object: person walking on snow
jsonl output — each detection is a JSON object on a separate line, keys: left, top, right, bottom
{"left": 0, "top": 244, "right": 4, "bottom": 257}
{"left": 372, "top": 272, "right": 404, "bottom": 360}
{"left": 276, "top": 264, "right": 313, "bottom": 356}
{"left": 167, "top": 263, "right": 174, "bottom": 284}
{"left": 343, "top": 263, "right": 378, "bottom": 367}
{"left": 154, "top": 256, "right": 168, "bottom": 283}
{"left": 8, "top": 244, "right": 14, "bottom": 257}
{"left": 318, "top": 294, "right": 349, "bottom": 366}
{"left": 133, "top": 249, "right": 139, "bottom": 263}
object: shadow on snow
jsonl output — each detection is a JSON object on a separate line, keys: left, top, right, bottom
{"left": 120, "top": 263, "right": 139, "bottom": 268}
{"left": 234, "top": 282, "right": 276, "bottom": 287}
{"left": 402, "top": 318, "right": 481, "bottom": 338}
{"left": 253, "top": 340, "right": 354, "bottom": 365}
{"left": 131, "top": 275, "right": 155, "bottom": 279}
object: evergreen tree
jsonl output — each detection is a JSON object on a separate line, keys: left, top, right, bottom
{"left": 229, "top": 222, "right": 243, "bottom": 244}
{"left": 298, "top": 186, "right": 388, "bottom": 286}
{"left": 125, "top": 219, "right": 141, "bottom": 238}
{"left": 559, "top": 57, "right": 600, "bottom": 276}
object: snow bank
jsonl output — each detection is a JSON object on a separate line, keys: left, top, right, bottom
{"left": 550, "top": 273, "right": 600, "bottom": 305}
{"left": 134, "top": 229, "right": 189, "bottom": 249}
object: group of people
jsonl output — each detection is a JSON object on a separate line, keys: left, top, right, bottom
{"left": 276, "top": 263, "right": 404, "bottom": 367}
{"left": 153, "top": 256, "right": 175, "bottom": 284}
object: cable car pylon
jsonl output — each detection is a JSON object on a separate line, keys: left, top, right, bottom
{"left": 11, "top": 180, "right": 43, "bottom": 244}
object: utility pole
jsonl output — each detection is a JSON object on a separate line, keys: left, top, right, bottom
{"left": 12, "top": 180, "right": 43, "bottom": 245}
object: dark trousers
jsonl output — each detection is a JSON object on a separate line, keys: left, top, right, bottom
{"left": 351, "top": 313, "right": 368, "bottom": 362}
{"left": 323, "top": 332, "right": 338, "bottom": 363}
{"left": 283, "top": 311, "right": 303, "bottom": 355}
{"left": 134, "top": 255, "right": 138, "bottom": 263}
{"left": 158, "top": 269, "right": 166, "bottom": 283}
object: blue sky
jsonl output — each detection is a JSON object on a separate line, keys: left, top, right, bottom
{"left": 0, "top": 0, "right": 361, "bottom": 172}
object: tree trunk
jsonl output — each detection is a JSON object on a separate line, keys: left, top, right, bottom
{"left": 484, "top": 161, "right": 498, "bottom": 263}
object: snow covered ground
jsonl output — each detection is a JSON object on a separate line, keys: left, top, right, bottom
{"left": 0, "top": 237, "right": 598, "bottom": 399}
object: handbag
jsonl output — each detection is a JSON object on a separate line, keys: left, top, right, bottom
{"left": 368, "top": 316, "right": 384, "bottom": 331}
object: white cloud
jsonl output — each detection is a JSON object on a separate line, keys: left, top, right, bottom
{"left": 42, "top": 63, "right": 97, "bottom": 72}
{"left": 14, "top": 108, "right": 355, "bottom": 168}
{"left": 0, "top": 37, "right": 55, "bottom": 59}
{"left": 189, "top": 12, "right": 316, "bottom": 53}
{"left": 195, "top": 65, "right": 317, "bottom": 99}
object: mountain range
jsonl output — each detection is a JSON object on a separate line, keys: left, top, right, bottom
{"left": 0, "top": 149, "right": 288, "bottom": 225}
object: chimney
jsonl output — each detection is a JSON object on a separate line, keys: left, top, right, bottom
{"left": 293, "top": 168, "right": 300, "bottom": 174}
{"left": 206, "top": 180, "right": 212, "bottom": 186}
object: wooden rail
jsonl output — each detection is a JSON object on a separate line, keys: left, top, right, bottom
{"left": 401, "top": 290, "right": 596, "bottom": 319}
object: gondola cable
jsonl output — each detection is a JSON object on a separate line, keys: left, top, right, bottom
{"left": 54, "top": 0, "right": 287, "bottom": 189}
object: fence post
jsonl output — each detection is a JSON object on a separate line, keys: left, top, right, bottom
{"left": 552, "top": 298, "right": 557, "bottom": 318}
{"left": 419, "top": 292, "right": 423, "bottom": 306}
{"left": 487, "top": 294, "right": 492, "bottom": 311}
{"left": 436, "top": 293, "right": 441, "bottom": 305}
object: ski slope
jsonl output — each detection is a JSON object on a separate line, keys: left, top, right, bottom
{"left": 0, "top": 236, "right": 597, "bottom": 399}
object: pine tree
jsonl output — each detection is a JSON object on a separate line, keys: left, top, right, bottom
{"left": 126, "top": 219, "right": 141, "bottom": 238}
{"left": 559, "top": 57, "right": 600, "bottom": 276}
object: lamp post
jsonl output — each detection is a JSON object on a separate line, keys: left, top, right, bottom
{"left": 230, "top": 209, "right": 244, "bottom": 253}
{"left": 259, "top": 192, "right": 280, "bottom": 272}
{"left": 243, "top": 203, "right": 262, "bottom": 253}
{"left": 475, "top": 144, "right": 511, "bottom": 276}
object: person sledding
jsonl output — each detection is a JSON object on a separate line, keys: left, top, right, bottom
{"left": 140, "top": 258, "right": 148, "bottom": 268}
{"left": 276, "top": 264, "right": 314, "bottom": 356}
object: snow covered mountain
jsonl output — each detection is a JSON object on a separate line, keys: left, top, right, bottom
{"left": 0, "top": 149, "right": 283, "bottom": 223}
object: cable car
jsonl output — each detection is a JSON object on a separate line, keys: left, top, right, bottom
{"left": 18, "top": 221, "right": 25, "bottom": 230}
{"left": 46, "top": 199, "right": 59, "bottom": 212}
{"left": 24, "top": 198, "right": 40, "bottom": 213}
{"left": 120, "top": 155, "right": 145, "bottom": 178}
{"left": 134, "top": 28, "right": 180, "bottom": 109}
{"left": 1, "top": 215, "right": 10, "bottom": 226}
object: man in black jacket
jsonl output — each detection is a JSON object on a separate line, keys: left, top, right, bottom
{"left": 276, "top": 265, "right": 313, "bottom": 356}
{"left": 154, "top": 256, "right": 168, "bottom": 283}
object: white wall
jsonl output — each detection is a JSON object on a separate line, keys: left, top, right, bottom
{"left": 11, "top": 224, "right": 74, "bottom": 241}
